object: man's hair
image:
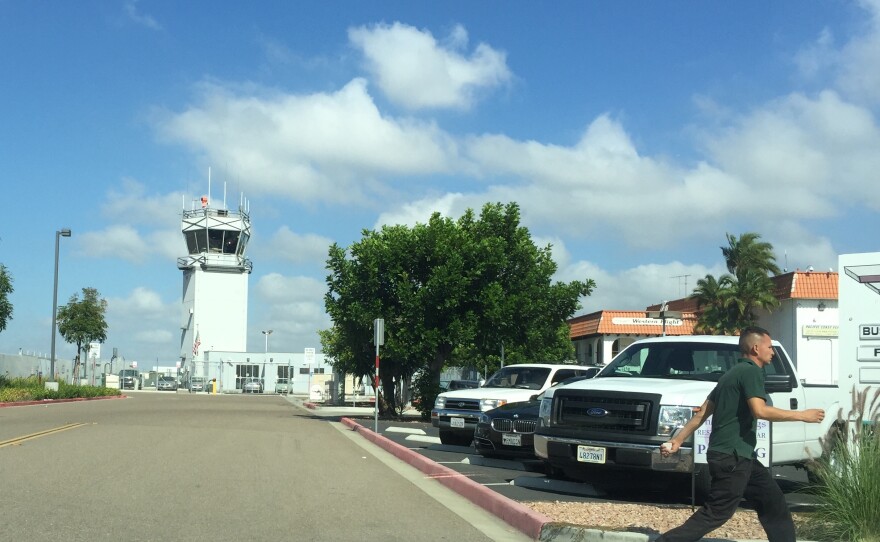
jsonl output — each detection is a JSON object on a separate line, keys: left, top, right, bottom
{"left": 739, "top": 326, "right": 771, "bottom": 354}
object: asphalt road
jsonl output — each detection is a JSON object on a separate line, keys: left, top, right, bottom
{"left": 0, "top": 392, "right": 530, "bottom": 542}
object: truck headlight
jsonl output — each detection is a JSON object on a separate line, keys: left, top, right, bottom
{"left": 657, "top": 406, "right": 693, "bottom": 437}
{"left": 539, "top": 397, "right": 552, "bottom": 427}
{"left": 480, "top": 399, "right": 507, "bottom": 411}
{"left": 434, "top": 396, "right": 446, "bottom": 409}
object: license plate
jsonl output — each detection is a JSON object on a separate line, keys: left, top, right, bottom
{"left": 450, "top": 417, "right": 465, "bottom": 428}
{"left": 577, "top": 445, "right": 606, "bottom": 464}
{"left": 501, "top": 433, "right": 521, "bottom": 446}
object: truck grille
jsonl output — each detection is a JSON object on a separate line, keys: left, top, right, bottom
{"left": 492, "top": 419, "right": 537, "bottom": 434}
{"left": 444, "top": 399, "right": 481, "bottom": 411}
{"left": 555, "top": 391, "right": 659, "bottom": 433}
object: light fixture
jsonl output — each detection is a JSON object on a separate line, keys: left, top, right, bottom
{"left": 50, "top": 228, "right": 72, "bottom": 382}
{"left": 817, "top": 302, "right": 826, "bottom": 312}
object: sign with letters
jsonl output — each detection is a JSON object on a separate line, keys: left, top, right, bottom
{"left": 693, "top": 416, "right": 770, "bottom": 467}
{"left": 859, "top": 324, "right": 880, "bottom": 340}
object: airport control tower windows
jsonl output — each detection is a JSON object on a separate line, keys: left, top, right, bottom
{"left": 223, "top": 231, "right": 240, "bottom": 254}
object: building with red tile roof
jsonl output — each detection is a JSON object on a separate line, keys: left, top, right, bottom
{"left": 568, "top": 270, "right": 839, "bottom": 380}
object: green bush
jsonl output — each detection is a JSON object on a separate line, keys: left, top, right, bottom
{"left": 804, "top": 388, "right": 880, "bottom": 542}
{"left": 0, "top": 376, "right": 120, "bottom": 402}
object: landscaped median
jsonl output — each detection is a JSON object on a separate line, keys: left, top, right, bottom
{"left": 0, "top": 376, "right": 122, "bottom": 407}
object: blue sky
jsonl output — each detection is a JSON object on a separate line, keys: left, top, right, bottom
{"left": 1, "top": 1, "right": 879, "bottom": 364}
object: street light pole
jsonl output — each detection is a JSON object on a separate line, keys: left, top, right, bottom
{"left": 261, "top": 329, "right": 273, "bottom": 353}
{"left": 50, "top": 228, "right": 72, "bottom": 382}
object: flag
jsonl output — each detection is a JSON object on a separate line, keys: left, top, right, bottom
{"left": 193, "top": 331, "right": 201, "bottom": 356}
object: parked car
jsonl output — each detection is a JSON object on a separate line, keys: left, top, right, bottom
{"left": 242, "top": 377, "right": 263, "bottom": 394}
{"left": 274, "top": 378, "right": 290, "bottom": 394}
{"left": 118, "top": 369, "right": 139, "bottom": 390}
{"left": 189, "top": 376, "right": 206, "bottom": 392}
{"left": 474, "top": 372, "right": 599, "bottom": 459}
{"left": 157, "top": 376, "right": 178, "bottom": 391}
{"left": 432, "top": 363, "right": 596, "bottom": 445}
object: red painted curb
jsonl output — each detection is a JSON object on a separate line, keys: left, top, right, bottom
{"left": 341, "top": 417, "right": 551, "bottom": 540}
{"left": 303, "top": 402, "right": 318, "bottom": 409}
{"left": 0, "top": 394, "right": 127, "bottom": 408}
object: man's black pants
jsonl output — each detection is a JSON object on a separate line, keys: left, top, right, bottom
{"left": 656, "top": 451, "right": 795, "bottom": 542}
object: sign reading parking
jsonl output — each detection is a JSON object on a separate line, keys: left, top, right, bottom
{"left": 693, "top": 416, "right": 770, "bottom": 467}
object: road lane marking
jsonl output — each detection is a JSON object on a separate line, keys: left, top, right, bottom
{"left": 405, "top": 434, "right": 440, "bottom": 444}
{"left": 0, "top": 423, "right": 87, "bottom": 448}
{"left": 385, "top": 426, "right": 427, "bottom": 435}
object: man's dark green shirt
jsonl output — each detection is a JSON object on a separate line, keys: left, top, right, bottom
{"left": 707, "top": 358, "right": 765, "bottom": 458}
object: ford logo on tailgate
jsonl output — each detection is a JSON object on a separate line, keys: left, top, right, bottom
{"left": 586, "top": 407, "right": 609, "bottom": 417}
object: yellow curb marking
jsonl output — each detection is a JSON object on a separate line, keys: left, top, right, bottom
{"left": 0, "top": 423, "right": 88, "bottom": 448}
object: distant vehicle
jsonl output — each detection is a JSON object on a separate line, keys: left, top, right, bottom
{"left": 274, "top": 378, "right": 289, "bottom": 394}
{"left": 118, "top": 369, "right": 139, "bottom": 390}
{"left": 242, "top": 377, "right": 263, "bottom": 394}
{"left": 157, "top": 376, "right": 178, "bottom": 391}
{"left": 189, "top": 376, "right": 206, "bottom": 392}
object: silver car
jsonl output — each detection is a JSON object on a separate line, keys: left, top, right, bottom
{"left": 157, "top": 376, "right": 178, "bottom": 391}
{"left": 242, "top": 378, "right": 263, "bottom": 394}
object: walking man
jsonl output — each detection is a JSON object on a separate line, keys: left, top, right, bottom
{"left": 656, "top": 327, "right": 825, "bottom": 542}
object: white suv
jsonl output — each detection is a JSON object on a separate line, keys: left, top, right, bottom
{"left": 431, "top": 364, "right": 597, "bottom": 445}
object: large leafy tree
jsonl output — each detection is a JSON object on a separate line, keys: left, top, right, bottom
{"left": 692, "top": 232, "right": 780, "bottom": 334}
{"left": 57, "top": 287, "right": 108, "bottom": 381}
{"left": 323, "top": 202, "right": 595, "bottom": 417}
{"left": 0, "top": 264, "right": 12, "bottom": 333}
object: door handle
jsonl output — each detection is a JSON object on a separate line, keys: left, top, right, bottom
{"left": 790, "top": 398, "right": 798, "bottom": 409}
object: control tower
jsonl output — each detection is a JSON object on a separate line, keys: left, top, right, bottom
{"left": 178, "top": 186, "right": 252, "bottom": 368}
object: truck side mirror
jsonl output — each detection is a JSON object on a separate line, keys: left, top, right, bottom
{"left": 764, "top": 373, "right": 793, "bottom": 394}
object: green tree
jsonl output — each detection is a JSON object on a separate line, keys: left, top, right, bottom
{"left": 56, "top": 287, "right": 108, "bottom": 382}
{"left": 692, "top": 232, "right": 780, "bottom": 334}
{"left": 323, "top": 202, "right": 595, "bottom": 417}
{"left": 0, "top": 264, "right": 12, "bottom": 333}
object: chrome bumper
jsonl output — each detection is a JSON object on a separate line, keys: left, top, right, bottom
{"left": 534, "top": 434, "right": 694, "bottom": 472}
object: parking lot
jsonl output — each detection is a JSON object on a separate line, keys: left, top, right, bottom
{"left": 332, "top": 409, "right": 820, "bottom": 511}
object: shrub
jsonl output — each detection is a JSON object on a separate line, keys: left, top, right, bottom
{"left": 804, "top": 387, "right": 880, "bottom": 542}
{"left": 0, "top": 376, "right": 120, "bottom": 402}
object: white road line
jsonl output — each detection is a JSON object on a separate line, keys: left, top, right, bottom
{"left": 385, "top": 426, "right": 427, "bottom": 435}
{"left": 405, "top": 435, "right": 441, "bottom": 444}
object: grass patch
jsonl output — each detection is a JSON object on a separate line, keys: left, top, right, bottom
{"left": 0, "top": 375, "right": 121, "bottom": 403}
{"left": 803, "top": 387, "right": 880, "bottom": 542}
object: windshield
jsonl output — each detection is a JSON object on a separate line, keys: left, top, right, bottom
{"left": 483, "top": 366, "right": 551, "bottom": 390}
{"left": 600, "top": 341, "right": 791, "bottom": 382}
{"left": 159, "top": 376, "right": 175, "bottom": 382}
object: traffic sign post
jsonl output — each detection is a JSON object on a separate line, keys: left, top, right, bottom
{"left": 374, "top": 319, "right": 384, "bottom": 432}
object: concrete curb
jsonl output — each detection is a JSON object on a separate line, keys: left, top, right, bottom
{"left": 341, "top": 416, "right": 552, "bottom": 540}
{"left": 0, "top": 394, "right": 127, "bottom": 408}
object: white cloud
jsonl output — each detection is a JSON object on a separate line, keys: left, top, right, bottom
{"left": 124, "top": 0, "right": 162, "bottom": 30}
{"left": 157, "top": 79, "right": 459, "bottom": 204}
{"left": 104, "top": 287, "right": 179, "bottom": 361}
{"left": 835, "top": 0, "right": 880, "bottom": 104}
{"left": 252, "top": 273, "right": 330, "bottom": 352}
{"left": 102, "top": 178, "right": 183, "bottom": 227}
{"left": 348, "top": 22, "right": 512, "bottom": 110}
{"left": 374, "top": 192, "right": 466, "bottom": 228}
{"left": 265, "top": 227, "right": 334, "bottom": 264}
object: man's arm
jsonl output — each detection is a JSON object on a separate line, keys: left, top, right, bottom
{"left": 660, "top": 399, "right": 714, "bottom": 456}
{"left": 747, "top": 398, "right": 824, "bottom": 423}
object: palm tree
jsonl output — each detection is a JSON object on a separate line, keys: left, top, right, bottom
{"left": 722, "top": 232, "right": 781, "bottom": 277}
{"left": 693, "top": 232, "right": 781, "bottom": 334}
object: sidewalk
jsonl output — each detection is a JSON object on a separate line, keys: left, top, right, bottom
{"left": 287, "top": 397, "right": 783, "bottom": 542}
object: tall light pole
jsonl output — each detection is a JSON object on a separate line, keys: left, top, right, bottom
{"left": 261, "top": 329, "right": 273, "bottom": 353}
{"left": 50, "top": 228, "right": 72, "bottom": 382}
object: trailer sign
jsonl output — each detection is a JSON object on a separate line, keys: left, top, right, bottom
{"left": 859, "top": 324, "right": 880, "bottom": 340}
{"left": 858, "top": 346, "right": 880, "bottom": 362}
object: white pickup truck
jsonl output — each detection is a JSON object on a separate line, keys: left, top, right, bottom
{"left": 535, "top": 251, "right": 880, "bottom": 498}
{"left": 535, "top": 336, "right": 841, "bottom": 496}
{"left": 431, "top": 364, "right": 598, "bottom": 445}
